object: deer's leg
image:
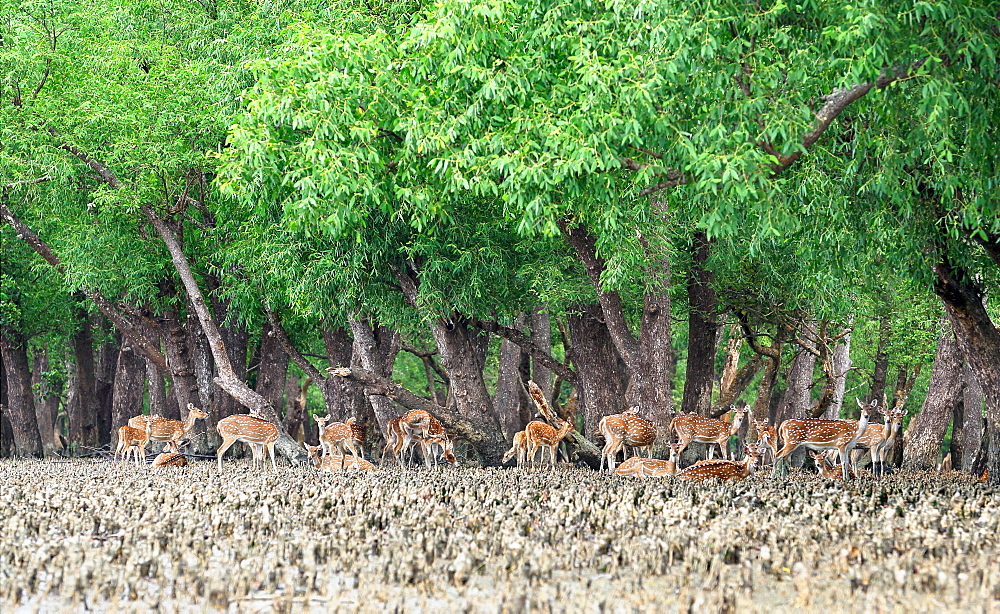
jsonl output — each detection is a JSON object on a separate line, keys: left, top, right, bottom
{"left": 840, "top": 448, "right": 851, "bottom": 480}
{"left": 771, "top": 442, "right": 800, "bottom": 477}
{"left": 217, "top": 436, "right": 238, "bottom": 471}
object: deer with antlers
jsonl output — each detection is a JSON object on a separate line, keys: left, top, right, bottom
{"left": 599, "top": 407, "right": 657, "bottom": 473}
{"left": 216, "top": 414, "right": 280, "bottom": 471}
{"left": 114, "top": 419, "right": 153, "bottom": 466}
{"left": 773, "top": 398, "right": 874, "bottom": 480}
{"left": 675, "top": 444, "right": 765, "bottom": 482}
{"left": 614, "top": 443, "right": 684, "bottom": 478}
{"left": 670, "top": 402, "right": 749, "bottom": 462}
{"left": 128, "top": 404, "right": 208, "bottom": 453}
{"left": 524, "top": 419, "right": 573, "bottom": 469}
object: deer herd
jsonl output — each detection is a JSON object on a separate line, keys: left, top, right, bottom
{"left": 113, "top": 391, "right": 906, "bottom": 483}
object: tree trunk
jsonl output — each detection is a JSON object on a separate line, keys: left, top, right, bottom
{"left": 147, "top": 359, "right": 168, "bottom": 418}
{"left": 70, "top": 307, "right": 100, "bottom": 450}
{"left": 718, "top": 333, "right": 741, "bottom": 401}
{"left": 1, "top": 349, "right": 12, "bottom": 457}
{"left": 349, "top": 319, "right": 400, "bottom": 439}
{"left": 870, "top": 314, "right": 891, "bottom": 404}
{"left": 1, "top": 326, "right": 44, "bottom": 457}
{"left": 682, "top": 231, "right": 719, "bottom": 416}
{"left": 31, "top": 350, "right": 58, "bottom": 455}
{"left": 255, "top": 320, "right": 289, "bottom": 412}
{"left": 826, "top": 329, "right": 852, "bottom": 419}
{"left": 141, "top": 204, "right": 308, "bottom": 465}
{"left": 774, "top": 344, "right": 816, "bottom": 425}
{"left": 94, "top": 325, "right": 118, "bottom": 448}
{"left": 429, "top": 319, "right": 503, "bottom": 433}
{"left": 111, "top": 343, "right": 146, "bottom": 448}
{"left": 495, "top": 316, "right": 528, "bottom": 439}
{"left": 903, "top": 320, "right": 963, "bottom": 471}
{"left": 955, "top": 362, "right": 984, "bottom": 472}
{"left": 933, "top": 259, "right": 1000, "bottom": 484}
{"left": 566, "top": 303, "right": 629, "bottom": 438}
{"left": 161, "top": 300, "right": 199, "bottom": 419}
{"left": 562, "top": 223, "right": 674, "bottom": 449}
{"left": 529, "top": 309, "right": 554, "bottom": 405}
{"left": 283, "top": 375, "right": 308, "bottom": 442}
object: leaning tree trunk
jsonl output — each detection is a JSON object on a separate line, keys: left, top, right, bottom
{"left": 1, "top": 326, "right": 44, "bottom": 457}
{"left": 142, "top": 204, "right": 308, "bottom": 465}
{"left": 903, "top": 320, "right": 964, "bottom": 471}
{"left": 682, "top": 231, "right": 720, "bottom": 416}
{"left": 566, "top": 303, "right": 628, "bottom": 438}
{"left": 870, "top": 314, "right": 891, "bottom": 405}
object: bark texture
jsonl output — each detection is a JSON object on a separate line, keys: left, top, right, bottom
{"left": 70, "top": 308, "right": 100, "bottom": 449}
{"left": 529, "top": 309, "right": 554, "bottom": 405}
{"left": 111, "top": 344, "right": 146, "bottom": 447}
{"left": 954, "top": 362, "right": 984, "bottom": 472}
{"left": 349, "top": 319, "right": 400, "bottom": 437}
{"left": 933, "top": 261, "right": 1000, "bottom": 484}
{"left": 1, "top": 326, "right": 44, "bottom": 457}
{"left": 495, "top": 328, "right": 528, "bottom": 440}
{"left": 903, "top": 321, "right": 963, "bottom": 471}
{"left": 682, "top": 231, "right": 719, "bottom": 416}
{"left": 566, "top": 304, "right": 628, "bottom": 438}
{"left": 31, "top": 350, "right": 59, "bottom": 454}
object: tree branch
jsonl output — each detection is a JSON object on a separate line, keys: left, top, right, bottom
{"left": 265, "top": 308, "right": 326, "bottom": 383}
{"left": 0, "top": 199, "right": 169, "bottom": 371}
{"left": 559, "top": 221, "right": 640, "bottom": 369}
{"left": 469, "top": 318, "right": 577, "bottom": 383}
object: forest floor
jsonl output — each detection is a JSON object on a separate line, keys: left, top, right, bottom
{"left": 0, "top": 459, "right": 997, "bottom": 613}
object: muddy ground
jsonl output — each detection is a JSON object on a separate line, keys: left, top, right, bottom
{"left": 1, "top": 459, "right": 997, "bottom": 612}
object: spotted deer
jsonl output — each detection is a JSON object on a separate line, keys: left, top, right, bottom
{"left": 753, "top": 419, "right": 780, "bottom": 463}
{"left": 670, "top": 403, "right": 749, "bottom": 462}
{"left": 676, "top": 444, "right": 764, "bottom": 482}
{"left": 502, "top": 430, "right": 528, "bottom": 466}
{"left": 128, "top": 404, "right": 208, "bottom": 452}
{"left": 151, "top": 451, "right": 187, "bottom": 469}
{"left": 115, "top": 421, "right": 153, "bottom": 466}
{"left": 809, "top": 451, "right": 855, "bottom": 480}
{"left": 614, "top": 442, "right": 683, "bottom": 478}
{"left": 397, "top": 410, "right": 456, "bottom": 467}
{"left": 599, "top": 407, "right": 657, "bottom": 473}
{"left": 773, "top": 398, "right": 874, "bottom": 480}
{"left": 216, "top": 414, "right": 280, "bottom": 471}
{"left": 307, "top": 444, "right": 375, "bottom": 471}
{"left": 524, "top": 419, "right": 573, "bottom": 468}
{"left": 851, "top": 404, "right": 906, "bottom": 477}
{"left": 317, "top": 416, "right": 363, "bottom": 470}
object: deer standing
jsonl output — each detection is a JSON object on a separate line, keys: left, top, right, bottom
{"left": 316, "top": 416, "right": 363, "bottom": 470}
{"left": 676, "top": 444, "right": 764, "bottom": 482}
{"left": 851, "top": 405, "right": 906, "bottom": 477}
{"left": 388, "top": 410, "right": 456, "bottom": 468}
{"left": 114, "top": 420, "right": 153, "bottom": 466}
{"left": 216, "top": 414, "right": 280, "bottom": 471}
{"left": 753, "top": 419, "right": 779, "bottom": 463}
{"left": 502, "top": 431, "right": 528, "bottom": 466}
{"left": 599, "top": 407, "right": 657, "bottom": 473}
{"left": 670, "top": 403, "right": 748, "bottom": 462}
{"left": 773, "top": 398, "right": 874, "bottom": 480}
{"left": 128, "top": 404, "right": 208, "bottom": 452}
{"left": 524, "top": 419, "right": 573, "bottom": 469}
